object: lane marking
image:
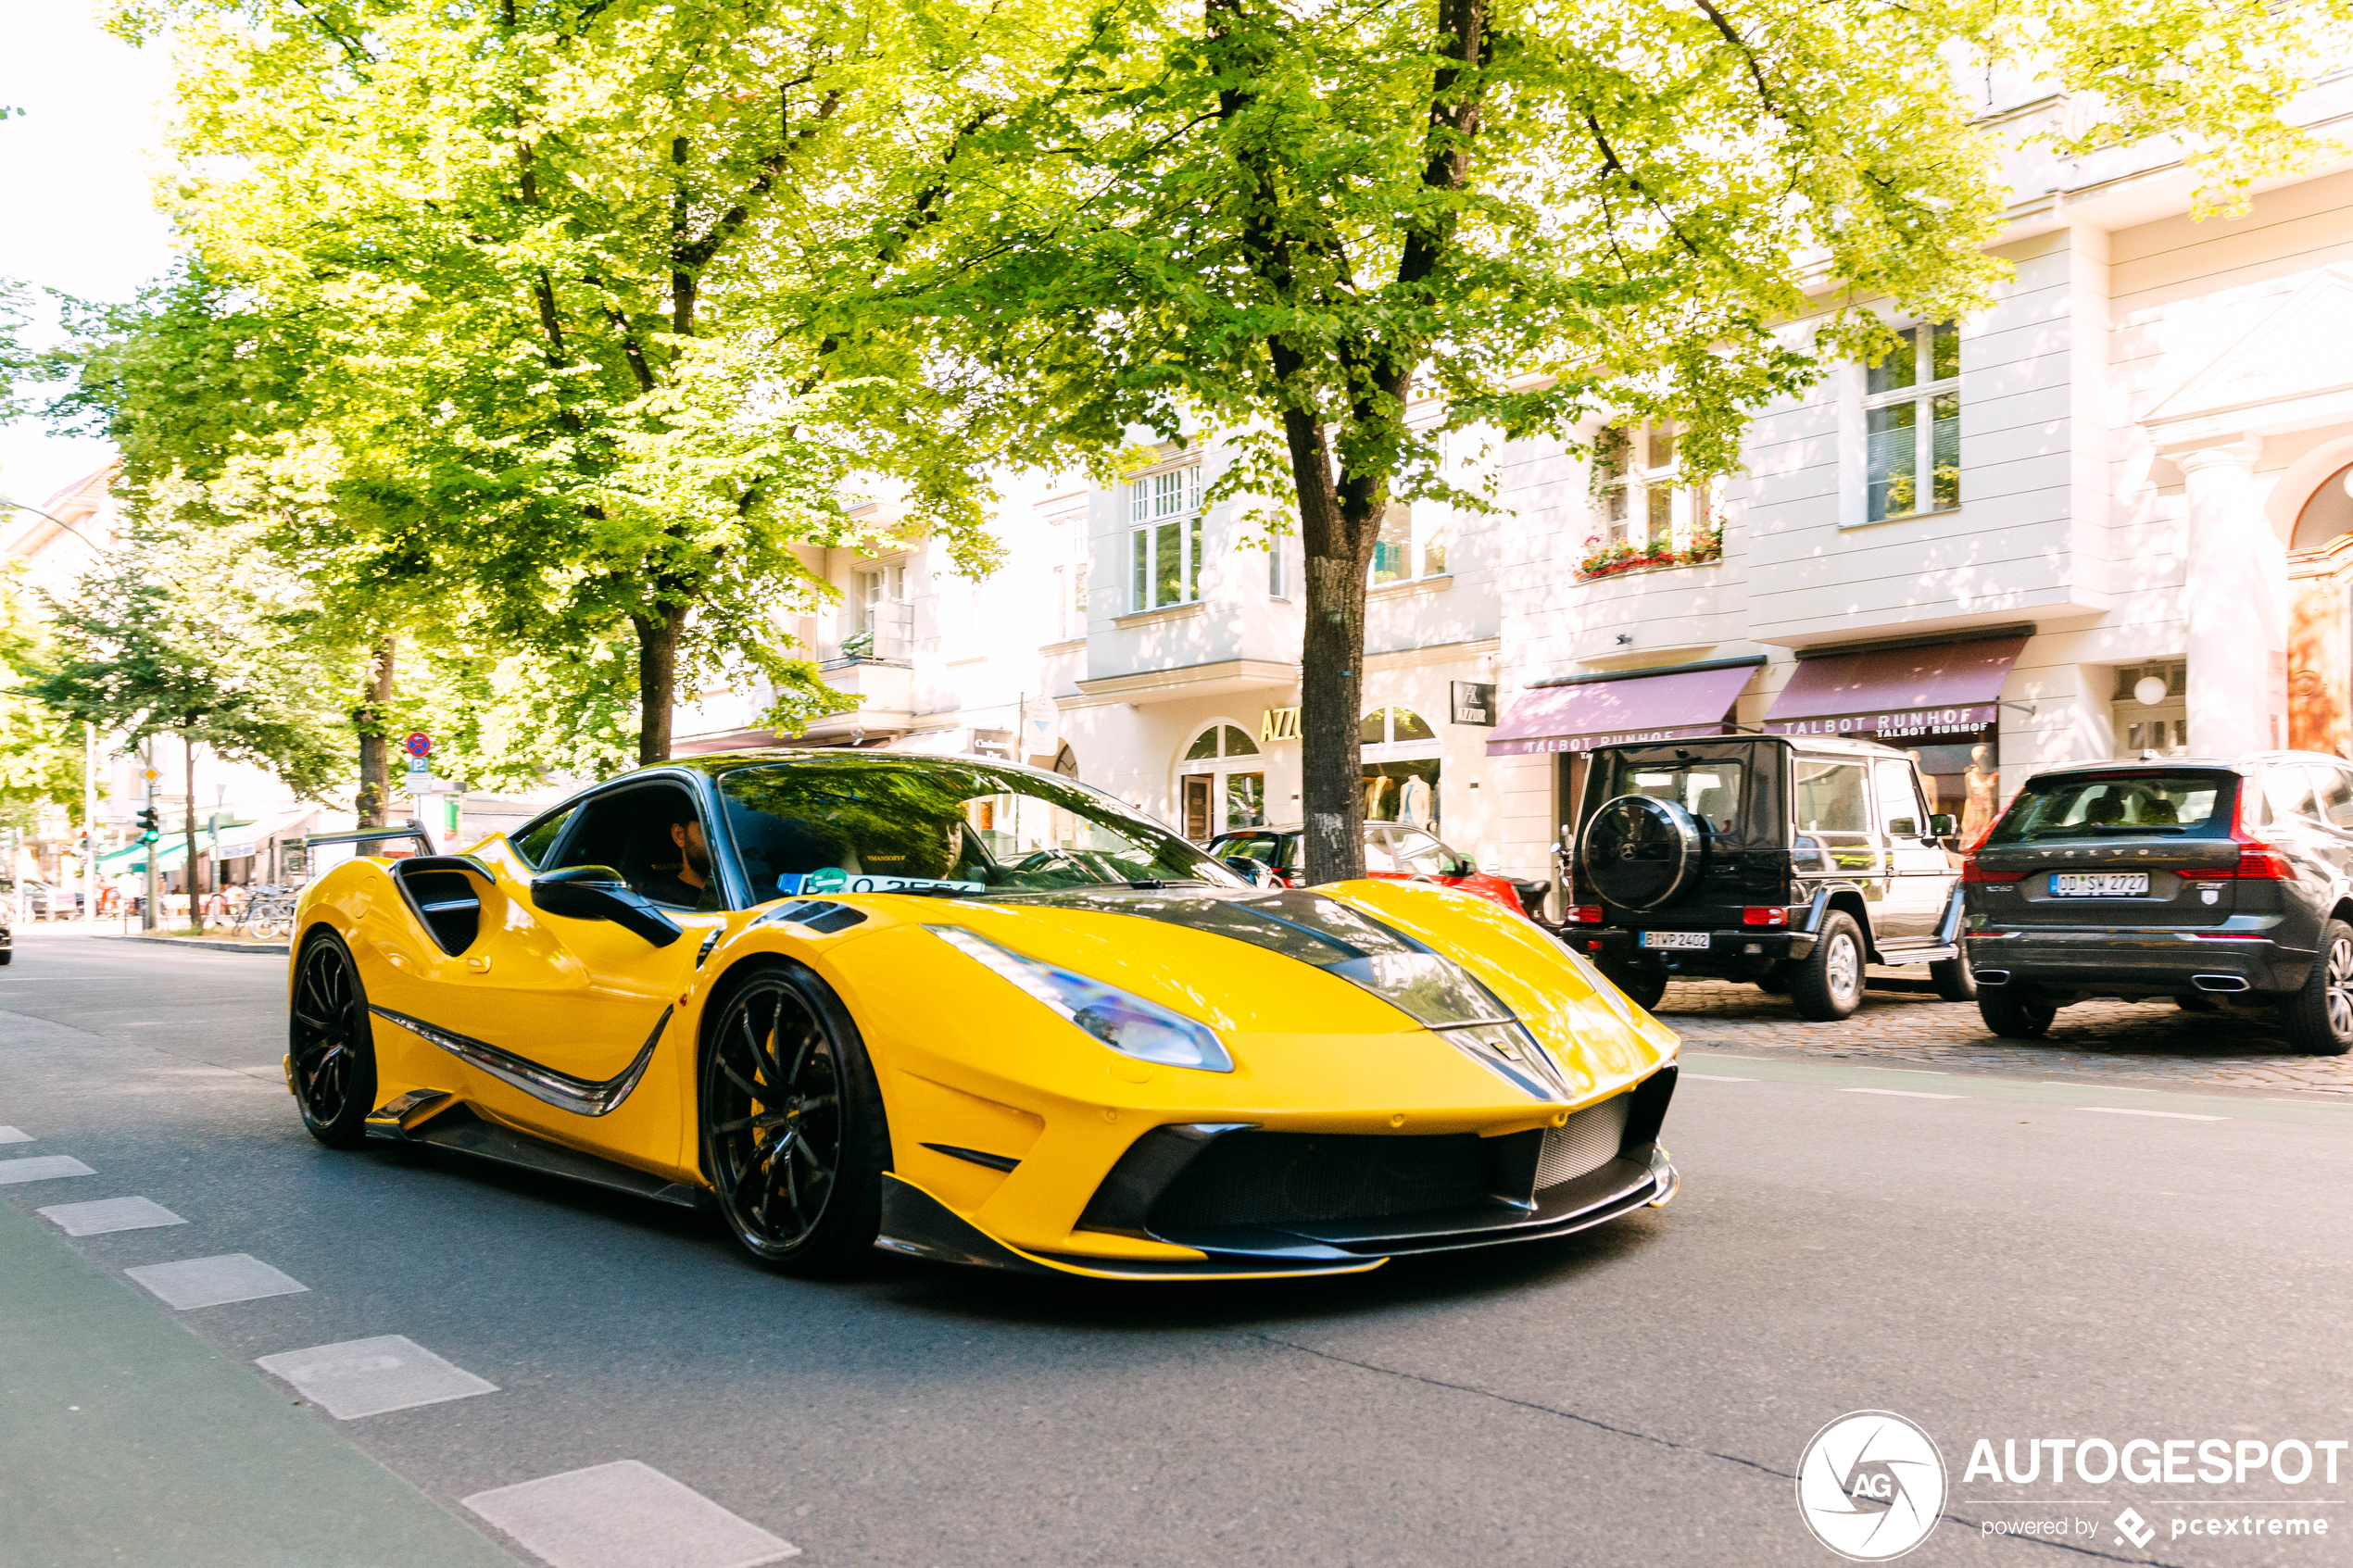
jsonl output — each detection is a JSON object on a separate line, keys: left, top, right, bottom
{"left": 37, "top": 1197, "right": 186, "bottom": 1236}
{"left": 2081, "top": 1106, "right": 2227, "bottom": 1122}
{"left": 0, "top": 1126, "right": 33, "bottom": 1143}
{"left": 0, "top": 1155, "right": 95, "bottom": 1185}
{"left": 257, "top": 1335, "right": 497, "bottom": 1420}
{"left": 125, "top": 1253, "right": 309, "bottom": 1310}
{"left": 463, "top": 1460, "right": 799, "bottom": 1568}
{"left": 1838, "top": 1087, "right": 1965, "bottom": 1099}
{"left": 1681, "top": 1073, "right": 1756, "bottom": 1082}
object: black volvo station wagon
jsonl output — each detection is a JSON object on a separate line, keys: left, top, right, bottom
{"left": 1962, "top": 751, "right": 2353, "bottom": 1054}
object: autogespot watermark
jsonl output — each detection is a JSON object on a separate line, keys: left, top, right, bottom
{"left": 1795, "top": 1412, "right": 2345, "bottom": 1558}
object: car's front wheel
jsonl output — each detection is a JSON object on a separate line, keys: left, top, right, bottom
{"left": 2282, "top": 919, "right": 2353, "bottom": 1057}
{"left": 1790, "top": 912, "right": 1865, "bottom": 1021}
{"left": 700, "top": 961, "right": 890, "bottom": 1276}
{"left": 289, "top": 931, "right": 376, "bottom": 1147}
{"left": 1600, "top": 961, "right": 1668, "bottom": 1011}
{"left": 1978, "top": 986, "right": 2058, "bottom": 1039}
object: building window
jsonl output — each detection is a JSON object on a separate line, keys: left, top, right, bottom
{"left": 1128, "top": 465, "right": 1203, "bottom": 611}
{"left": 851, "top": 563, "right": 910, "bottom": 659}
{"left": 2112, "top": 659, "right": 2188, "bottom": 758}
{"left": 1268, "top": 537, "right": 1288, "bottom": 599}
{"left": 1361, "top": 706, "right": 1441, "bottom": 830}
{"left": 1176, "top": 722, "right": 1265, "bottom": 841}
{"left": 1369, "top": 503, "right": 1449, "bottom": 586}
{"left": 1051, "top": 562, "right": 1089, "bottom": 641}
{"left": 1582, "top": 424, "right": 1718, "bottom": 578}
{"left": 1864, "top": 322, "right": 1960, "bottom": 522}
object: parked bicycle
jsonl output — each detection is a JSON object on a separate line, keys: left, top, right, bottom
{"left": 233, "top": 884, "right": 302, "bottom": 941}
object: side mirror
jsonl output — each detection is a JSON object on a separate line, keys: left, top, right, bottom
{"left": 531, "top": 865, "right": 686, "bottom": 947}
{"left": 1929, "top": 813, "right": 1956, "bottom": 838}
{"left": 1221, "top": 855, "right": 1279, "bottom": 888}
{"left": 1453, "top": 856, "right": 1478, "bottom": 875}
{"left": 1887, "top": 816, "right": 1918, "bottom": 838}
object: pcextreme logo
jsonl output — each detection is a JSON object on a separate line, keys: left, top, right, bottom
{"left": 1796, "top": 1411, "right": 1949, "bottom": 1562}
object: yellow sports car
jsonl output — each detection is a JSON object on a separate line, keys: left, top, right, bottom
{"left": 285, "top": 752, "right": 1680, "bottom": 1280}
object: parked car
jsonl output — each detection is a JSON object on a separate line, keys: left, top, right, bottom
{"left": 1565, "top": 735, "right": 1972, "bottom": 1019}
{"left": 0, "top": 878, "right": 79, "bottom": 920}
{"left": 0, "top": 903, "right": 10, "bottom": 965}
{"left": 1205, "top": 822, "right": 1538, "bottom": 918}
{"left": 1961, "top": 751, "right": 2353, "bottom": 1054}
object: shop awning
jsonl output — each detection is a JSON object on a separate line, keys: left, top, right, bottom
{"left": 97, "top": 838, "right": 193, "bottom": 875}
{"left": 1485, "top": 659, "right": 1764, "bottom": 757}
{"left": 1764, "top": 633, "right": 2028, "bottom": 737}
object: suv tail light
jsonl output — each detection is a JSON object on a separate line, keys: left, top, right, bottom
{"left": 2230, "top": 786, "right": 2295, "bottom": 880}
{"left": 1741, "top": 906, "right": 1790, "bottom": 926}
{"left": 1567, "top": 905, "right": 1603, "bottom": 924}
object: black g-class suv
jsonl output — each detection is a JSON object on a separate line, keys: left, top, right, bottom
{"left": 1962, "top": 752, "right": 2353, "bottom": 1054}
{"left": 1565, "top": 735, "right": 1969, "bottom": 1021}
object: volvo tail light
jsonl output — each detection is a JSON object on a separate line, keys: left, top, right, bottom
{"left": 1959, "top": 859, "right": 2022, "bottom": 884}
{"left": 2229, "top": 783, "right": 2295, "bottom": 880}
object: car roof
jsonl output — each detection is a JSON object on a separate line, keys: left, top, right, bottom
{"left": 1586, "top": 734, "right": 1899, "bottom": 759}
{"left": 648, "top": 746, "right": 1076, "bottom": 785}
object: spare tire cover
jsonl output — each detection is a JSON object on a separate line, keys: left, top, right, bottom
{"left": 1579, "top": 795, "right": 1702, "bottom": 912}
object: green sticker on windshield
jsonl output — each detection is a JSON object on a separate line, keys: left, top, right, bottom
{"left": 800, "top": 867, "right": 848, "bottom": 894}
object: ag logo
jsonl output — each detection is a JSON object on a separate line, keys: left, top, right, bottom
{"left": 1795, "top": 1411, "right": 1947, "bottom": 1561}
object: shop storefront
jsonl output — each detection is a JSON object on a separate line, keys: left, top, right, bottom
{"left": 1362, "top": 706, "right": 1442, "bottom": 829}
{"left": 1762, "top": 630, "right": 2027, "bottom": 844}
{"left": 1484, "top": 656, "right": 1765, "bottom": 837}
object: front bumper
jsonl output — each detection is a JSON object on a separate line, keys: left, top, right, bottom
{"left": 1566, "top": 926, "right": 1815, "bottom": 972}
{"left": 1967, "top": 928, "right": 2314, "bottom": 996}
{"left": 876, "top": 1064, "right": 1681, "bottom": 1279}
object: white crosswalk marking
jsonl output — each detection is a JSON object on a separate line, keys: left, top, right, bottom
{"left": 125, "top": 1253, "right": 308, "bottom": 1310}
{"left": 258, "top": 1335, "right": 497, "bottom": 1420}
{"left": 0, "top": 1155, "right": 94, "bottom": 1184}
{"left": 37, "top": 1197, "right": 187, "bottom": 1236}
{"left": 0, "top": 1126, "right": 34, "bottom": 1143}
{"left": 463, "top": 1461, "right": 799, "bottom": 1568}
{"left": 2081, "top": 1106, "right": 2227, "bottom": 1122}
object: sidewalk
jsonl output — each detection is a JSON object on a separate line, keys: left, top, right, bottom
{"left": 0, "top": 1198, "right": 516, "bottom": 1567}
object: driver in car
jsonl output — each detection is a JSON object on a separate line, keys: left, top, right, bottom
{"left": 643, "top": 805, "right": 722, "bottom": 911}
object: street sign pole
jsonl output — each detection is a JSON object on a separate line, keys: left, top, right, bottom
{"left": 141, "top": 757, "right": 158, "bottom": 933}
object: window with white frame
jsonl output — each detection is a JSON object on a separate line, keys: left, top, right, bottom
{"left": 1127, "top": 465, "right": 1203, "bottom": 611}
{"left": 1592, "top": 424, "right": 1709, "bottom": 553}
{"left": 1051, "top": 561, "right": 1090, "bottom": 641}
{"left": 1267, "top": 533, "right": 1288, "bottom": 599}
{"left": 851, "top": 562, "right": 910, "bottom": 659}
{"left": 1864, "top": 321, "right": 1959, "bottom": 522}
{"left": 1369, "top": 503, "right": 1449, "bottom": 585}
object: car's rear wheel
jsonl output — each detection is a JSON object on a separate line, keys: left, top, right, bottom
{"left": 1978, "top": 986, "right": 2058, "bottom": 1039}
{"left": 2282, "top": 920, "right": 2353, "bottom": 1057}
{"left": 289, "top": 932, "right": 376, "bottom": 1148}
{"left": 1931, "top": 947, "right": 1977, "bottom": 1002}
{"left": 1600, "top": 961, "right": 1668, "bottom": 1011}
{"left": 701, "top": 962, "right": 889, "bottom": 1276}
{"left": 2173, "top": 992, "right": 2218, "bottom": 1013}
{"left": 1790, "top": 912, "right": 1865, "bottom": 1021}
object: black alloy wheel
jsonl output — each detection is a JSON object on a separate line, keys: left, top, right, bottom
{"left": 1978, "top": 986, "right": 2058, "bottom": 1039}
{"left": 2282, "top": 918, "right": 2353, "bottom": 1057}
{"left": 700, "top": 963, "right": 888, "bottom": 1276}
{"left": 1790, "top": 911, "right": 1866, "bottom": 1022}
{"left": 289, "top": 932, "right": 377, "bottom": 1148}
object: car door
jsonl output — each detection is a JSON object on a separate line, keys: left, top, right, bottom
{"left": 1793, "top": 756, "right": 1881, "bottom": 919}
{"left": 1873, "top": 758, "right": 1947, "bottom": 940}
{"left": 452, "top": 779, "right": 725, "bottom": 1149}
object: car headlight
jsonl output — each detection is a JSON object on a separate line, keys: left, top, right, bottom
{"left": 926, "top": 926, "right": 1235, "bottom": 1073}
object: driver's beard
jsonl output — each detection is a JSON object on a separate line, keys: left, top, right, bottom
{"left": 684, "top": 839, "right": 712, "bottom": 877}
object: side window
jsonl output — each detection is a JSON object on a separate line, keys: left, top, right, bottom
{"left": 1872, "top": 760, "right": 1925, "bottom": 836}
{"left": 2262, "top": 768, "right": 2321, "bottom": 825}
{"left": 510, "top": 807, "right": 577, "bottom": 869}
{"left": 1794, "top": 760, "right": 1869, "bottom": 834}
{"left": 1362, "top": 834, "right": 1403, "bottom": 873}
{"left": 2311, "top": 766, "right": 2353, "bottom": 829}
{"left": 549, "top": 784, "right": 718, "bottom": 909}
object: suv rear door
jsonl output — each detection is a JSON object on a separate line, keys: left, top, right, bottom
{"left": 1973, "top": 769, "right": 2241, "bottom": 927}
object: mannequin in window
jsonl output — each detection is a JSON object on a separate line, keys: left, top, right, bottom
{"left": 1960, "top": 744, "right": 1998, "bottom": 844}
{"left": 1364, "top": 774, "right": 1394, "bottom": 820}
{"left": 1399, "top": 773, "right": 1433, "bottom": 830}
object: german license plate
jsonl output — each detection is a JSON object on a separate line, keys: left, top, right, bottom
{"left": 2050, "top": 872, "right": 2150, "bottom": 897}
{"left": 1640, "top": 931, "right": 1711, "bottom": 950}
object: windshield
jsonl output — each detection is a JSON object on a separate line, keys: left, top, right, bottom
{"left": 716, "top": 759, "right": 1245, "bottom": 898}
{"left": 1986, "top": 771, "right": 2235, "bottom": 843}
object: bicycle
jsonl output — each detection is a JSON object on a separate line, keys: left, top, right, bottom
{"left": 233, "top": 884, "right": 302, "bottom": 941}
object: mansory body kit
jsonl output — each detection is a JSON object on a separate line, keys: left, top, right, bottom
{"left": 284, "top": 752, "right": 1680, "bottom": 1280}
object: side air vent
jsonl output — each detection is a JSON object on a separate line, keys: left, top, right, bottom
{"left": 393, "top": 859, "right": 484, "bottom": 956}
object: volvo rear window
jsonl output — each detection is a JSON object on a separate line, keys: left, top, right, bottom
{"left": 1985, "top": 772, "right": 2236, "bottom": 843}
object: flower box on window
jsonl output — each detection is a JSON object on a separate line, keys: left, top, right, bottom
{"left": 1576, "top": 521, "right": 1724, "bottom": 581}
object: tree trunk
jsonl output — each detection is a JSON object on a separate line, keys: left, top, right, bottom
{"left": 182, "top": 728, "right": 202, "bottom": 934}
{"left": 354, "top": 635, "right": 396, "bottom": 828}
{"left": 632, "top": 606, "right": 686, "bottom": 765}
{"left": 1287, "top": 414, "right": 1382, "bottom": 885}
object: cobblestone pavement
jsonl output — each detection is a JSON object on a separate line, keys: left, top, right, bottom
{"left": 1656, "top": 975, "right": 2353, "bottom": 1095}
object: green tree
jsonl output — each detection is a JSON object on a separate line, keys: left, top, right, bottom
{"left": 119, "top": 0, "right": 1079, "bottom": 767}
{"left": 882, "top": 0, "right": 2350, "bottom": 883}
{"left": 23, "top": 533, "right": 347, "bottom": 927}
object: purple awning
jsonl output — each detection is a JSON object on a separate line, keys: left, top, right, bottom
{"left": 1485, "top": 663, "right": 1759, "bottom": 757}
{"left": 1764, "top": 635, "right": 2027, "bottom": 737}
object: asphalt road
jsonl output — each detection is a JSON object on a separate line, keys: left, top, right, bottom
{"left": 4, "top": 928, "right": 2351, "bottom": 1568}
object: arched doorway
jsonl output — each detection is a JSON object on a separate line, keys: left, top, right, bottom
{"left": 1175, "top": 722, "right": 1265, "bottom": 842}
{"left": 1361, "top": 707, "right": 1441, "bottom": 830}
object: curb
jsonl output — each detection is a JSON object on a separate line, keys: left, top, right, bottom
{"left": 94, "top": 934, "right": 291, "bottom": 956}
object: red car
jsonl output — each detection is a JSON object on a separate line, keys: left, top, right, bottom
{"left": 1207, "top": 821, "right": 1539, "bottom": 919}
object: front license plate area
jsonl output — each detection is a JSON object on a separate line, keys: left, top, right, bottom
{"left": 2050, "top": 872, "right": 2151, "bottom": 897}
{"left": 1640, "top": 931, "right": 1712, "bottom": 950}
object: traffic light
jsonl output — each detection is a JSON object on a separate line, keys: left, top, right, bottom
{"left": 137, "top": 805, "right": 160, "bottom": 845}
